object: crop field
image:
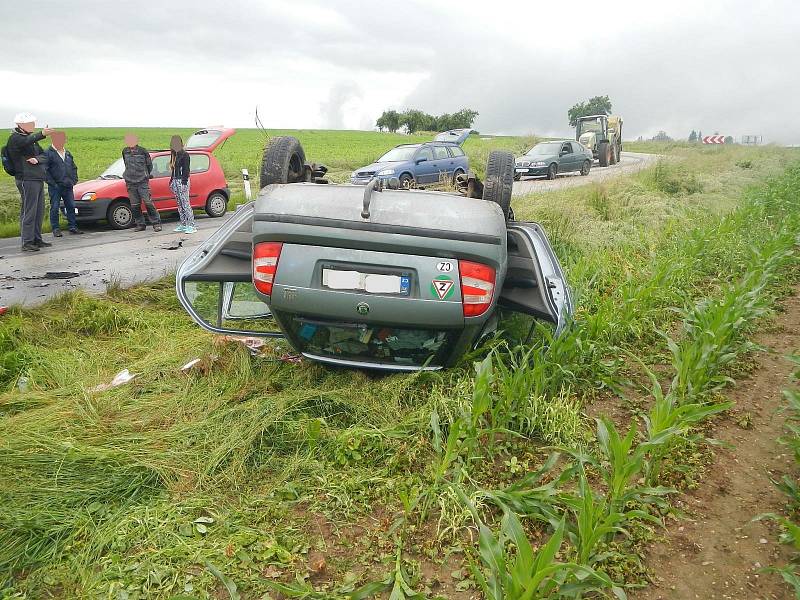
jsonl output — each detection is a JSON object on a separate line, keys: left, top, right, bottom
{"left": 2, "top": 140, "right": 800, "bottom": 599}
{"left": 0, "top": 129, "right": 536, "bottom": 238}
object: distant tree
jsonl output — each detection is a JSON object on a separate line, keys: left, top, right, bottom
{"left": 375, "top": 110, "right": 401, "bottom": 133}
{"left": 688, "top": 130, "right": 697, "bottom": 142}
{"left": 380, "top": 107, "right": 478, "bottom": 134}
{"left": 451, "top": 108, "right": 479, "bottom": 129}
{"left": 568, "top": 95, "right": 613, "bottom": 127}
{"left": 375, "top": 113, "right": 387, "bottom": 132}
{"left": 400, "top": 109, "right": 428, "bottom": 134}
{"left": 652, "top": 131, "right": 673, "bottom": 142}
{"left": 724, "top": 135, "right": 734, "bottom": 144}
{"left": 698, "top": 130, "right": 703, "bottom": 142}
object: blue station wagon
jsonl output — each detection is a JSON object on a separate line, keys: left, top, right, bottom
{"left": 351, "top": 129, "right": 471, "bottom": 187}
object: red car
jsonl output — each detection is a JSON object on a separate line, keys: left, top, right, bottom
{"left": 72, "top": 128, "right": 235, "bottom": 229}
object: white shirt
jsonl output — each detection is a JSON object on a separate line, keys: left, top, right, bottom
{"left": 52, "top": 147, "right": 66, "bottom": 161}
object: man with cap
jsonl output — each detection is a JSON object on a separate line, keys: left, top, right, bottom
{"left": 6, "top": 113, "right": 55, "bottom": 251}
{"left": 44, "top": 131, "right": 83, "bottom": 237}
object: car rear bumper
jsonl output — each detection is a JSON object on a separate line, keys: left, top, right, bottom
{"left": 72, "top": 199, "right": 112, "bottom": 221}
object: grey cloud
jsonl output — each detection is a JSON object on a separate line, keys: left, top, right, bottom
{"left": 319, "top": 81, "right": 362, "bottom": 128}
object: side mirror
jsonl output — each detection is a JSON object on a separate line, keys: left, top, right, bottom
{"left": 415, "top": 157, "right": 427, "bottom": 164}
{"left": 181, "top": 280, "right": 281, "bottom": 336}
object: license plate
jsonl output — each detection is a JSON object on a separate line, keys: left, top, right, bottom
{"left": 322, "top": 269, "right": 410, "bottom": 295}
{"left": 515, "top": 168, "right": 528, "bottom": 172}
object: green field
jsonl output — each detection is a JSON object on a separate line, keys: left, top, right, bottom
{"left": 2, "top": 139, "right": 800, "bottom": 599}
{"left": 0, "top": 129, "right": 536, "bottom": 238}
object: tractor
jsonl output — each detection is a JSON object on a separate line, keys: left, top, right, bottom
{"left": 575, "top": 114, "right": 623, "bottom": 167}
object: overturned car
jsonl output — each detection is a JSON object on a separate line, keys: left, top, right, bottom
{"left": 176, "top": 137, "right": 573, "bottom": 371}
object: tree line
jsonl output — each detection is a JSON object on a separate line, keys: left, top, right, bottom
{"left": 375, "top": 108, "right": 479, "bottom": 134}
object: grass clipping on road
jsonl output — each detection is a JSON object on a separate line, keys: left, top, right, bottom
{"left": 2, "top": 145, "right": 800, "bottom": 598}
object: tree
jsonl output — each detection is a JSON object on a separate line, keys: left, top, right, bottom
{"left": 568, "top": 95, "right": 612, "bottom": 127}
{"left": 688, "top": 130, "right": 698, "bottom": 142}
{"left": 724, "top": 135, "right": 734, "bottom": 144}
{"left": 375, "top": 110, "right": 401, "bottom": 133}
{"left": 451, "top": 108, "right": 479, "bottom": 129}
{"left": 400, "top": 109, "right": 428, "bottom": 134}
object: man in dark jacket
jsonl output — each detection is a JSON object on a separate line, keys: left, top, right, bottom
{"left": 122, "top": 133, "right": 161, "bottom": 232}
{"left": 6, "top": 112, "right": 55, "bottom": 251}
{"left": 44, "top": 131, "right": 83, "bottom": 237}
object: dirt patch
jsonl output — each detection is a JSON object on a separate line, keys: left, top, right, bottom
{"left": 633, "top": 290, "right": 800, "bottom": 600}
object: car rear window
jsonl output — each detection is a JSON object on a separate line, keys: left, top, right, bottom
{"left": 286, "top": 317, "right": 457, "bottom": 367}
{"left": 190, "top": 153, "right": 210, "bottom": 173}
{"left": 449, "top": 146, "right": 465, "bottom": 157}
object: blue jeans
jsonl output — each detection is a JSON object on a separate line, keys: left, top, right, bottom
{"left": 48, "top": 183, "right": 78, "bottom": 231}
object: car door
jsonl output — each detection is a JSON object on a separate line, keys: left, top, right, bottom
{"left": 187, "top": 152, "right": 211, "bottom": 208}
{"left": 432, "top": 144, "right": 452, "bottom": 182}
{"left": 413, "top": 146, "right": 436, "bottom": 184}
{"left": 148, "top": 155, "right": 176, "bottom": 211}
{"left": 499, "top": 222, "right": 573, "bottom": 334}
{"left": 176, "top": 202, "right": 283, "bottom": 337}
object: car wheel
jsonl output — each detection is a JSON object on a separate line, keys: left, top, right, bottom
{"left": 452, "top": 168, "right": 465, "bottom": 185}
{"left": 546, "top": 163, "right": 558, "bottom": 180}
{"left": 598, "top": 142, "right": 610, "bottom": 167}
{"left": 205, "top": 192, "right": 228, "bottom": 218}
{"left": 399, "top": 173, "right": 415, "bottom": 189}
{"left": 482, "top": 150, "right": 514, "bottom": 220}
{"left": 260, "top": 136, "right": 307, "bottom": 188}
{"left": 107, "top": 199, "right": 133, "bottom": 230}
{"left": 580, "top": 160, "right": 591, "bottom": 176}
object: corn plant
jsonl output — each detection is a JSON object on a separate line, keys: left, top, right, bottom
{"left": 457, "top": 488, "right": 626, "bottom": 599}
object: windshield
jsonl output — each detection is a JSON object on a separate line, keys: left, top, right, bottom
{"left": 99, "top": 157, "right": 125, "bottom": 179}
{"left": 577, "top": 118, "right": 603, "bottom": 135}
{"left": 526, "top": 142, "right": 562, "bottom": 156}
{"left": 377, "top": 145, "right": 420, "bottom": 162}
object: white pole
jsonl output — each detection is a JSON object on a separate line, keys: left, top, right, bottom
{"left": 242, "top": 168, "right": 252, "bottom": 201}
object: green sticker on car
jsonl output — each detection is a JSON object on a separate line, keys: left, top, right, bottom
{"left": 430, "top": 275, "right": 455, "bottom": 300}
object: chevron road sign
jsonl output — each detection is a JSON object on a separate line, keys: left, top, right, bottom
{"left": 702, "top": 135, "right": 726, "bottom": 144}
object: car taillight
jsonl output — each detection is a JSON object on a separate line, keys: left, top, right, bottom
{"left": 459, "top": 260, "right": 495, "bottom": 317}
{"left": 253, "top": 242, "right": 283, "bottom": 296}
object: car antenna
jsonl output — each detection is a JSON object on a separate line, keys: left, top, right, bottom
{"left": 362, "top": 178, "right": 383, "bottom": 219}
{"left": 254, "top": 105, "right": 270, "bottom": 144}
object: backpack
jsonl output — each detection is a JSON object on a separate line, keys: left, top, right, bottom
{"left": 1, "top": 144, "right": 16, "bottom": 177}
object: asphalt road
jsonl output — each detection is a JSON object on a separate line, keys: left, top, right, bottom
{"left": 0, "top": 152, "right": 656, "bottom": 307}
{"left": 512, "top": 151, "right": 657, "bottom": 195}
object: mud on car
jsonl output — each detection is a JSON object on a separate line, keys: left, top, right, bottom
{"left": 176, "top": 137, "right": 573, "bottom": 371}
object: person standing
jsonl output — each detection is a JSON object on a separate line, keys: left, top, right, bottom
{"left": 6, "top": 113, "right": 54, "bottom": 251}
{"left": 122, "top": 133, "right": 161, "bottom": 232}
{"left": 169, "top": 135, "right": 195, "bottom": 233}
{"left": 44, "top": 131, "right": 83, "bottom": 237}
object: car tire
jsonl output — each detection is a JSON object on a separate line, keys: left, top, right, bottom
{"left": 452, "top": 168, "right": 465, "bottom": 185}
{"left": 107, "top": 199, "right": 133, "bottom": 230}
{"left": 482, "top": 150, "right": 514, "bottom": 220}
{"left": 260, "top": 136, "right": 307, "bottom": 188}
{"left": 580, "top": 160, "right": 591, "bottom": 176}
{"left": 205, "top": 191, "right": 228, "bottom": 218}
{"left": 598, "top": 142, "right": 610, "bottom": 167}
{"left": 546, "top": 163, "right": 558, "bottom": 180}
{"left": 399, "top": 173, "right": 415, "bottom": 189}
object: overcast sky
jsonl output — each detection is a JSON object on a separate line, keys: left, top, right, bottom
{"left": 1, "top": 0, "right": 798, "bottom": 143}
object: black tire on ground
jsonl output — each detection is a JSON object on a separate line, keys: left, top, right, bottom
{"left": 580, "top": 160, "right": 591, "bottom": 176}
{"left": 482, "top": 150, "right": 515, "bottom": 220}
{"left": 205, "top": 191, "right": 228, "bottom": 217}
{"left": 259, "top": 136, "right": 307, "bottom": 188}
{"left": 546, "top": 163, "right": 558, "bottom": 180}
{"left": 399, "top": 173, "right": 415, "bottom": 189}
{"left": 598, "top": 142, "right": 610, "bottom": 167}
{"left": 107, "top": 199, "right": 133, "bottom": 230}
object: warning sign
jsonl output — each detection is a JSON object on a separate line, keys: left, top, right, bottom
{"left": 430, "top": 276, "right": 455, "bottom": 300}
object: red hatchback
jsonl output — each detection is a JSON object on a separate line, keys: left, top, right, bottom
{"left": 72, "top": 128, "right": 235, "bottom": 229}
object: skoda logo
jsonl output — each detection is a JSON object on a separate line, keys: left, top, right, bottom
{"left": 356, "top": 302, "right": 370, "bottom": 315}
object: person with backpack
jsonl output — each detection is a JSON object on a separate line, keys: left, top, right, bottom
{"left": 44, "top": 131, "right": 83, "bottom": 237}
{"left": 4, "top": 113, "right": 55, "bottom": 251}
{"left": 168, "top": 135, "right": 195, "bottom": 233}
{"left": 122, "top": 133, "right": 161, "bottom": 232}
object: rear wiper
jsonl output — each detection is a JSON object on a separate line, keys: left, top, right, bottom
{"left": 100, "top": 174, "right": 122, "bottom": 179}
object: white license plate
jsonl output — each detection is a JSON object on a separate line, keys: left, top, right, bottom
{"left": 322, "top": 269, "right": 404, "bottom": 294}
{"left": 515, "top": 168, "right": 528, "bottom": 172}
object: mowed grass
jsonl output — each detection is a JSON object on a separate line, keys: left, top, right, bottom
{"left": 2, "top": 143, "right": 800, "bottom": 598}
{"left": 0, "top": 128, "right": 536, "bottom": 238}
